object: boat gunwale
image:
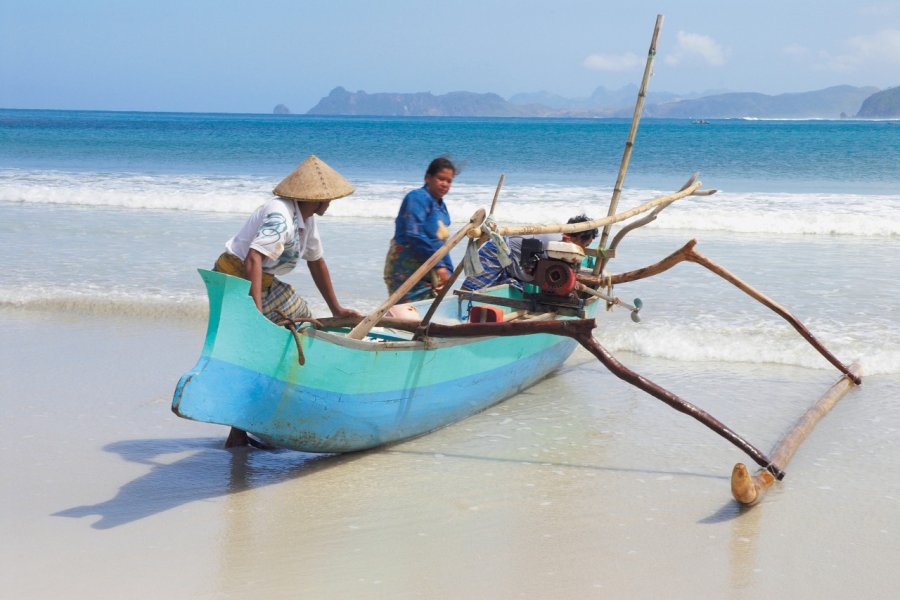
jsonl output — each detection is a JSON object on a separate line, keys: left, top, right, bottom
{"left": 300, "top": 310, "right": 575, "bottom": 351}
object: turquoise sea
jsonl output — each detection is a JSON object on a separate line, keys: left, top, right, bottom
{"left": 2, "top": 108, "right": 900, "bottom": 598}
{"left": 1, "top": 108, "right": 898, "bottom": 373}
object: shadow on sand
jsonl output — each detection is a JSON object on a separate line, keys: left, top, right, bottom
{"left": 52, "top": 437, "right": 364, "bottom": 529}
{"left": 53, "top": 437, "right": 740, "bottom": 529}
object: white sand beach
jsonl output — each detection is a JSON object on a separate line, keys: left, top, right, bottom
{"left": 3, "top": 305, "right": 898, "bottom": 599}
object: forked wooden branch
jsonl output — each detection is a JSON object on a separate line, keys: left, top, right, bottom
{"left": 474, "top": 181, "right": 704, "bottom": 239}
{"left": 731, "top": 362, "right": 862, "bottom": 506}
{"left": 601, "top": 173, "right": 703, "bottom": 271}
{"left": 577, "top": 239, "right": 861, "bottom": 384}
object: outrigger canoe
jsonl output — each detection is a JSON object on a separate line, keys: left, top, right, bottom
{"left": 172, "top": 268, "right": 597, "bottom": 453}
{"left": 172, "top": 15, "right": 864, "bottom": 506}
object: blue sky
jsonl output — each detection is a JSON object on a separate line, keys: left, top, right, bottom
{"left": 2, "top": 0, "right": 899, "bottom": 113}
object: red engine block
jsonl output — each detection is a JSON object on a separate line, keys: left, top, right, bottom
{"left": 532, "top": 259, "right": 577, "bottom": 297}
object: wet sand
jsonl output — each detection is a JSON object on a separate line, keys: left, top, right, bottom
{"left": 2, "top": 309, "right": 898, "bottom": 599}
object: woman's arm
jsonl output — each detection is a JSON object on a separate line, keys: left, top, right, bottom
{"left": 399, "top": 192, "right": 454, "bottom": 273}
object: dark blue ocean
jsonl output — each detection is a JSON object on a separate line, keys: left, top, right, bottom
{"left": 1, "top": 108, "right": 898, "bottom": 374}
{"left": 3, "top": 109, "right": 899, "bottom": 191}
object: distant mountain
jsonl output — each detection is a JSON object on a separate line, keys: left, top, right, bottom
{"left": 307, "top": 86, "right": 550, "bottom": 117}
{"left": 856, "top": 86, "right": 900, "bottom": 117}
{"left": 509, "top": 84, "right": 711, "bottom": 113}
{"left": 640, "top": 85, "right": 879, "bottom": 119}
{"left": 273, "top": 104, "right": 292, "bottom": 115}
{"left": 305, "top": 84, "right": 890, "bottom": 119}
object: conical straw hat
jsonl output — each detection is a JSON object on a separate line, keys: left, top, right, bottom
{"left": 272, "top": 155, "right": 355, "bottom": 202}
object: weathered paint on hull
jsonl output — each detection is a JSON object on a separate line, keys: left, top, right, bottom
{"left": 172, "top": 270, "right": 589, "bottom": 452}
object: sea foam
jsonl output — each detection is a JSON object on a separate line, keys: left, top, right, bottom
{"left": 4, "top": 168, "right": 899, "bottom": 238}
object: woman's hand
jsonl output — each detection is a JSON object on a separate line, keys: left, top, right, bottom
{"left": 432, "top": 266, "right": 452, "bottom": 293}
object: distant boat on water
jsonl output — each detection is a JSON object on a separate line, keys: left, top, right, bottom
{"left": 692, "top": 119, "right": 710, "bottom": 125}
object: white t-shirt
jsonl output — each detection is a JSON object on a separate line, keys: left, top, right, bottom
{"left": 225, "top": 198, "right": 324, "bottom": 276}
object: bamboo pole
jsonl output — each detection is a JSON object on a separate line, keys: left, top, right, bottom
{"left": 347, "top": 208, "right": 486, "bottom": 340}
{"left": 488, "top": 173, "right": 505, "bottom": 215}
{"left": 594, "top": 14, "right": 664, "bottom": 276}
{"left": 731, "top": 362, "right": 862, "bottom": 506}
{"left": 480, "top": 181, "right": 701, "bottom": 238}
{"left": 417, "top": 175, "right": 505, "bottom": 333}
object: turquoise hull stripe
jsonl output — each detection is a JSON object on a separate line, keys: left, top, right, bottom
{"left": 174, "top": 337, "right": 576, "bottom": 452}
{"left": 172, "top": 269, "right": 593, "bottom": 452}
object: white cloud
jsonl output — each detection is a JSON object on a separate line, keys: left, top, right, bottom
{"left": 583, "top": 52, "right": 641, "bottom": 72}
{"left": 782, "top": 43, "right": 810, "bottom": 59}
{"left": 845, "top": 29, "right": 900, "bottom": 64}
{"left": 664, "top": 31, "right": 728, "bottom": 67}
{"left": 819, "top": 29, "right": 900, "bottom": 71}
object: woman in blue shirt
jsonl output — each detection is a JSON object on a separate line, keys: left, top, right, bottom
{"left": 383, "top": 157, "right": 457, "bottom": 302}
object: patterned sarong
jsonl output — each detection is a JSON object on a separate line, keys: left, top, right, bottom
{"left": 213, "top": 252, "right": 312, "bottom": 322}
{"left": 383, "top": 240, "right": 437, "bottom": 303}
{"left": 461, "top": 239, "right": 524, "bottom": 292}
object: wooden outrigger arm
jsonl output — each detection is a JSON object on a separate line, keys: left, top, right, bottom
{"left": 425, "top": 318, "right": 786, "bottom": 479}
{"left": 577, "top": 239, "right": 862, "bottom": 385}
{"left": 575, "top": 238, "right": 863, "bottom": 504}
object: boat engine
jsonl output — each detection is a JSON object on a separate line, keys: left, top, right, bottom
{"left": 455, "top": 238, "right": 588, "bottom": 320}
{"left": 520, "top": 239, "right": 585, "bottom": 299}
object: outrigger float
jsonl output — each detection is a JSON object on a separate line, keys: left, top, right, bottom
{"left": 172, "top": 15, "right": 862, "bottom": 507}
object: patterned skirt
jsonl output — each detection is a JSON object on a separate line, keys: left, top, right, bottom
{"left": 213, "top": 252, "right": 312, "bottom": 322}
{"left": 382, "top": 240, "right": 437, "bottom": 303}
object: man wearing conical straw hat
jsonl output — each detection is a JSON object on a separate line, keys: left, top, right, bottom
{"left": 212, "top": 155, "right": 362, "bottom": 446}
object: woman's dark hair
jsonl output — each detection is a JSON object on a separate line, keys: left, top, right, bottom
{"left": 567, "top": 214, "right": 598, "bottom": 239}
{"left": 425, "top": 156, "right": 458, "bottom": 177}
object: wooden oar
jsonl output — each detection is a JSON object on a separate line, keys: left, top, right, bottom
{"left": 347, "top": 208, "right": 486, "bottom": 340}
{"left": 594, "top": 14, "right": 664, "bottom": 276}
{"left": 731, "top": 362, "right": 862, "bottom": 506}
{"left": 416, "top": 175, "right": 505, "bottom": 334}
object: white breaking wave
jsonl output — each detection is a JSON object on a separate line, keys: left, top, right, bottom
{"left": 0, "top": 168, "right": 274, "bottom": 214}
{"left": 3, "top": 168, "right": 899, "bottom": 237}
{"left": 594, "top": 318, "right": 898, "bottom": 376}
{"left": 0, "top": 285, "right": 209, "bottom": 320}
{"left": 1, "top": 284, "right": 895, "bottom": 374}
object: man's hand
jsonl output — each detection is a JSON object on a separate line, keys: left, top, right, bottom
{"left": 332, "top": 306, "right": 364, "bottom": 319}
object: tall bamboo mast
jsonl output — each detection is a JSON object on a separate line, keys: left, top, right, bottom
{"left": 594, "top": 14, "right": 663, "bottom": 276}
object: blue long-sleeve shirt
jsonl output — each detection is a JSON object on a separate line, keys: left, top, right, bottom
{"left": 393, "top": 185, "right": 453, "bottom": 272}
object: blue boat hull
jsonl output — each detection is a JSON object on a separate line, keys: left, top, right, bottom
{"left": 173, "top": 270, "right": 591, "bottom": 452}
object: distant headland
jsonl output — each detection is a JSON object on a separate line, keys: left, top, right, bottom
{"left": 277, "top": 84, "right": 900, "bottom": 119}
